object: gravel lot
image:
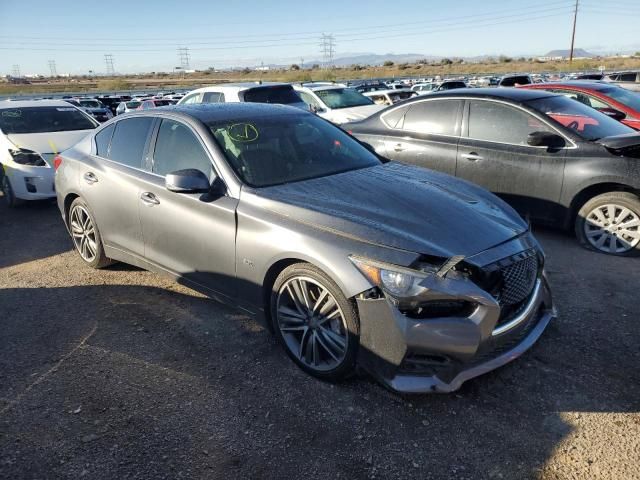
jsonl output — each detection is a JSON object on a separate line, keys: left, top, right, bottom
{"left": 1, "top": 197, "right": 638, "bottom": 480}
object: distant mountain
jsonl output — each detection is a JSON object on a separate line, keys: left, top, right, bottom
{"left": 303, "top": 53, "right": 440, "bottom": 67}
{"left": 544, "top": 48, "right": 595, "bottom": 58}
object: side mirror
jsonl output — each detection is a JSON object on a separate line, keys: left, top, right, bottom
{"left": 598, "top": 107, "right": 626, "bottom": 121}
{"left": 527, "top": 131, "right": 566, "bottom": 148}
{"left": 165, "top": 169, "right": 211, "bottom": 193}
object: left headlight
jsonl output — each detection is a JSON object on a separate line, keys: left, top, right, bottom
{"left": 349, "top": 255, "right": 435, "bottom": 298}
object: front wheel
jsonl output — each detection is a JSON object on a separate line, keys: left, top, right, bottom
{"left": 2, "top": 175, "right": 24, "bottom": 208}
{"left": 575, "top": 192, "right": 640, "bottom": 256}
{"left": 68, "top": 198, "right": 113, "bottom": 268}
{"left": 270, "top": 263, "right": 359, "bottom": 382}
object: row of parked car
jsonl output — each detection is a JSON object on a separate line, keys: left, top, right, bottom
{"left": 1, "top": 71, "right": 639, "bottom": 393}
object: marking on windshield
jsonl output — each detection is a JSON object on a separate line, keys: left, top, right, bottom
{"left": 1, "top": 110, "right": 21, "bottom": 117}
{"left": 228, "top": 123, "right": 259, "bottom": 142}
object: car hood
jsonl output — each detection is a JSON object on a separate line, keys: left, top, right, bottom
{"left": 84, "top": 107, "right": 110, "bottom": 114}
{"left": 596, "top": 132, "right": 640, "bottom": 157}
{"left": 252, "top": 162, "right": 528, "bottom": 258}
{"left": 325, "top": 104, "right": 386, "bottom": 123}
{"left": 7, "top": 130, "right": 94, "bottom": 163}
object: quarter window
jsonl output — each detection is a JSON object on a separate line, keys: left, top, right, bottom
{"left": 402, "top": 100, "right": 462, "bottom": 135}
{"left": 152, "top": 119, "right": 213, "bottom": 177}
{"left": 95, "top": 124, "right": 114, "bottom": 157}
{"left": 202, "top": 92, "right": 225, "bottom": 103}
{"left": 108, "top": 117, "right": 154, "bottom": 168}
{"left": 468, "top": 101, "right": 551, "bottom": 145}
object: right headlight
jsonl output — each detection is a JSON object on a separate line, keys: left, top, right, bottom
{"left": 349, "top": 255, "right": 435, "bottom": 298}
{"left": 8, "top": 148, "right": 47, "bottom": 167}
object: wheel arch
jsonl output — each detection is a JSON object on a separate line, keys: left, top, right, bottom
{"left": 63, "top": 192, "right": 81, "bottom": 226}
{"left": 565, "top": 182, "right": 640, "bottom": 230}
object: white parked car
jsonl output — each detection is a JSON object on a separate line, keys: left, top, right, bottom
{"left": 115, "top": 100, "right": 142, "bottom": 115}
{"left": 294, "top": 83, "right": 385, "bottom": 124}
{"left": 0, "top": 100, "right": 98, "bottom": 207}
{"left": 363, "top": 89, "right": 418, "bottom": 106}
{"left": 411, "top": 80, "right": 467, "bottom": 95}
{"left": 178, "top": 82, "right": 307, "bottom": 109}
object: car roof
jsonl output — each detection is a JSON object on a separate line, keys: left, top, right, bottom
{"left": 523, "top": 81, "right": 615, "bottom": 91}
{"left": 421, "top": 88, "right": 556, "bottom": 101}
{"left": 364, "top": 89, "right": 413, "bottom": 95}
{"left": 134, "top": 102, "right": 305, "bottom": 123}
{"left": 296, "top": 84, "right": 347, "bottom": 92}
{"left": 186, "top": 82, "right": 290, "bottom": 94}
{"left": 0, "top": 99, "right": 77, "bottom": 108}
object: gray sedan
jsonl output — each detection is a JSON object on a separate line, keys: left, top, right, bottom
{"left": 53, "top": 103, "right": 555, "bottom": 393}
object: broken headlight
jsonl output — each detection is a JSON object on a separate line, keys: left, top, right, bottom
{"left": 9, "top": 148, "right": 47, "bottom": 167}
{"left": 349, "top": 255, "right": 435, "bottom": 298}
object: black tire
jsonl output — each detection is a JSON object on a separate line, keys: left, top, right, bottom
{"left": 1, "top": 175, "right": 24, "bottom": 208}
{"left": 68, "top": 197, "right": 114, "bottom": 268}
{"left": 270, "top": 262, "right": 359, "bottom": 382}
{"left": 575, "top": 191, "right": 640, "bottom": 257}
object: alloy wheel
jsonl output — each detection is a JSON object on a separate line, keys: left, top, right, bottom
{"left": 70, "top": 205, "right": 98, "bottom": 262}
{"left": 584, "top": 203, "right": 640, "bottom": 254}
{"left": 276, "top": 276, "right": 348, "bottom": 372}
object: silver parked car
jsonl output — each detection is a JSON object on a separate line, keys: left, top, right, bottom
{"left": 54, "top": 103, "right": 555, "bottom": 393}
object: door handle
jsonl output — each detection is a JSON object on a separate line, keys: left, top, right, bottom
{"left": 140, "top": 192, "right": 160, "bottom": 206}
{"left": 83, "top": 172, "right": 98, "bottom": 184}
{"left": 393, "top": 143, "right": 405, "bottom": 152}
{"left": 461, "top": 152, "right": 483, "bottom": 161}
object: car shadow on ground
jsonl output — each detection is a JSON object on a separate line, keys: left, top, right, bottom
{"left": 1, "top": 267, "right": 638, "bottom": 479}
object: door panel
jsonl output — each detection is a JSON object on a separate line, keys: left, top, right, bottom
{"left": 457, "top": 100, "right": 567, "bottom": 222}
{"left": 384, "top": 135, "right": 459, "bottom": 175}
{"left": 138, "top": 174, "right": 239, "bottom": 297}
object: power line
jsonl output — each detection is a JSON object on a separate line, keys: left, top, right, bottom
{"left": 11, "top": 65, "right": 20, "bottom": 78}
{"left": 177, "top": 47, "right": 191, "bottom": 70}
{"left": 48, "top": 60, "right": 57, "bottom": 77}
{"left": 104, "top": 54, "right": 115, "bottom": 75}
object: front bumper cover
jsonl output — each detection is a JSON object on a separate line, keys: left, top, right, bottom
{"left": 356, "top": 235, "right": 555, "bottom": 394}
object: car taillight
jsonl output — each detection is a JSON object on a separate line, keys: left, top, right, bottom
{"left": 53, "top": 155, "right": 63, "bottom": 171}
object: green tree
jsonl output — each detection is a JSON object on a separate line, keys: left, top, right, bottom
{"left": 290, "top": 64, "right": 300, "bottom": 71}
{"left": 383, "top": 60, "right": 394, "bottom": 67}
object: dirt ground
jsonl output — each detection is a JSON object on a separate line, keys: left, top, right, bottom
{"left": 1, "top": 197, "right": 638, "bottom": 480}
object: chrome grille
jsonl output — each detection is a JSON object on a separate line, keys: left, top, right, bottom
{"left": 496, "top": 255, "right": 538, "bottom": 306}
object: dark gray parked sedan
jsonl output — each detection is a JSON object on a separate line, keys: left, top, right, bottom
{"left": 54, "top": 103, "right": 555, "bottom": 393}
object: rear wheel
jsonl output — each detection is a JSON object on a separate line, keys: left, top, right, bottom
{"left": 270, "top": 263, "right": 359, "bottom": 382}
{"left": 575, "top": 192, "right": 640, "bottom": 256}
{"left": 68, "top": 197, "right": 113, "bottom": 268}
{"left": 1, "top": 175, "right": 24, "bottom": 208}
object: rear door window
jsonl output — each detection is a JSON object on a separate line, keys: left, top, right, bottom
{"left": 108, "top": 117, "right": 154, "bottom": 168}
{"left": 202, "top": 92, "right": 225, "bottom": 103}
{"left": 402, "top": 100, "right": 462, "bottom": 135}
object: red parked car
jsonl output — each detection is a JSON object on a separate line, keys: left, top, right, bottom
{"left": 520, "top": 81, "right": 640, "bottom": 130}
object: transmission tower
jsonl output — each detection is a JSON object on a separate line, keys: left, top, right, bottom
{"left": 104, "top": 54, "right": 115, "bottom": 75}
{"left": 319, "top": 34, "right": 336, "bottom": 69}
{"left": 177, "top": 47, "right": 191, "bottom": 70}
{"left": 48, "top": 60, "right": 57, "bottom": 77}
{"left": 11, "top": 64, "right": 20, "bottom": 78}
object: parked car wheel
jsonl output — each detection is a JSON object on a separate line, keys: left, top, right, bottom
{"left": 1, "top": 175, "right": 24, "bottom": 208}
{"left": 271, "top": 263, "right": 359, "bottom": 381}
{"left": 575, "top": 192, "right": 640, "bottom": 256}
{"left": 68, "top": 198, "right": 113, "bottom": 268}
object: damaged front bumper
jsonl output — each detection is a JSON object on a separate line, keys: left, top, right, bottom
{"left": 355, "top": 237, "right": 556, "bottom": 394}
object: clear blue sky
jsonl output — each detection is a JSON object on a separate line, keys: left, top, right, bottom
{"left": 1, "top": 0, "right": 638, "bottom": 75}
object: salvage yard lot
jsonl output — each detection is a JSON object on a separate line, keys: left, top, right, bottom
{"left": 1, "top": 198, "right": 639, "bottom": 480}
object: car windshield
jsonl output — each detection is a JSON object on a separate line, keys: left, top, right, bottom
{"left": 154, "top": 100, "right": 173, "bottom": 106}
{"left": 599, "top": 86, "right": 640, "bottom": 112}
{"left": 208, "top": 113, "right": 381, "bottom": 187}
{"left": 315, "top": 88, "right": 373, "bottom": 109}
{"left": 242, "top": 86, "right": 302, "bottom": 104}
{"left": 79, "top": 100, "right": 102, "bottom": 108}
{"left": 0, "top": 106, "right": 98, "bottom": 134}
{"left": 125, "top": 101, "right": 141, "bottom": 108}
{"left": 526, "top": 95, "right": 633, "bottom": 141}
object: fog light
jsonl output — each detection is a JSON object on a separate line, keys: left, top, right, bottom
{"left": 24, "top": 177, "right": 38, "bottom": 193}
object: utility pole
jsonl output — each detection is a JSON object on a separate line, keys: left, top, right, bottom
{"left": 11, "top": 64, "right": 20, "bottom": 78}
{"left": 569, "top": 0, "right": 579, "bottom": 64}
{"left": 48, "top": 60, "right": 57, "bottom": 77}
{"left": 104, "top": 54, "right": 115, "bottom": 75}
{"left": 319, "top": 34, "right": 335, "bottom": 69}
